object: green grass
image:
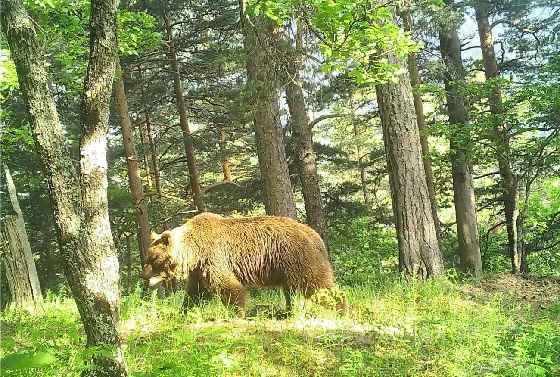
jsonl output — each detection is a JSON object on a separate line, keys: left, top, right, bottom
{"left": 1, "top": 276, "right": 559, "bottom": 377}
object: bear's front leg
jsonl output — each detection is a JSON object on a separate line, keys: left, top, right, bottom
{"left": 217, "top": 276, "right": 248, "bottom": 317}
{"left": 284, "top": 288, "right": 295, "bottom": 314}
{"left": 182, "top": 273, "right": 213, "bottom": 313}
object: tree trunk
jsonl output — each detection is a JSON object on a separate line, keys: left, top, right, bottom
{"left": 353, "top": 122, "right": 369, "bottom": 205}
{"left": 218, "top": 127, "right": 233, "bottom": 182}
{"left": 144, "top": 115, "right": 161, "bottom": 195}
{"left": 45, "top": 239, "right": 56, "bottom": 290}
{"left": 137, "top": 118, "right": 153, "bottom": 190}
{"left": 4, "top": 165, "right": 43, "bottom": 302}
{"left": 1, "top": 0, "right": 128, "bottom": 374}
{"left": 114, "top": 64, "right": 150, "bottom": 265}
{"left": 474, "top": 0, "right": 520, "bottom": 273}
{"left": 376, "top": 54, "right": 444, "bottom": 278}
{"left": 439, "top": 22, "right": 482, "bottom": 277}
{"left": 241, "top": 4, "right": 296, "bottom": 218}
{"left": 1, "top": 216, "right": 37, "bottom": 307}
{"left": 138, "top": 65, "right": 161, "bottom": 195}
{"left": 126, "top": 235, "right": 133, "bottom": 293}
{"left": 517, "top": 179, "right": 529, "bottom": 273}
{"left": 401, "top": 6, "right": 442, "bottom": 245}
{"left": 163, "top": 13, "right": 205, "bottom": 212}
{"left": 0, "top": 218, "right": 30, "bottom": 306}
{"left": 285, "top": 21, "right": 328, "bottom": 244}
{"left": 77, "top": 0, "right": 127, "bottom": 372}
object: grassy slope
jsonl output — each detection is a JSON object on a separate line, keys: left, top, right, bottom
{"left": 1, "top": 275, "right": 559, "bottom": 377}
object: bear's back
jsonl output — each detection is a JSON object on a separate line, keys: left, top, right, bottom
{"left": 184, "top": 213, "right": 333, "bottom": 289}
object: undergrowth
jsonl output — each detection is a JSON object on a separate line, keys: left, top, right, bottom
{"left": 1, "top": 276, "right": 559, "bottom": 376}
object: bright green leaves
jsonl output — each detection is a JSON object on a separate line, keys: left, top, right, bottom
{"left": 249, "top": 0, "right": 293, "bottom": 23}
{"left": 24, "top": 0, "right": 90, "bottom": 92}
{"left": 247, "top": 0, "right": 420, "bottom": 85}
{"left": 19, "top": 0, "right": 159, "bottom": 91}
{"left": 1, "top": 351, "right": 58, "bottom": 370}
{"left": 427, "top": 0, "right": 444, "bottom": 7}
{"left": 0, "top": 54, "right": 18, "bottom": 94}
{"left": 117, "top": 10, "right": 161, "bottom": 57}
{"left": 0, "top": 53, "right": 34, "bottom": 158}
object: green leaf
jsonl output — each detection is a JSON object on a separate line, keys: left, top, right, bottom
{"left": 1, "top": 351, "right": 58, "bottom": 370}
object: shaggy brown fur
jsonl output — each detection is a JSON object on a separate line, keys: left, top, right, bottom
{"left": 141, "top": 212, "right": 336, "bottom": 315}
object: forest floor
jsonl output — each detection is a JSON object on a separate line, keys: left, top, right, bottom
{"left": 1, "top": 273, "right": 559, "bottom": 377}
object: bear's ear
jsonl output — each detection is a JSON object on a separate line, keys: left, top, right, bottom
{"left": 150, "top": 231, "right": 160, "bottom": 242}
{"left": 160, "top": 231, "right": 172, "bottom": 246}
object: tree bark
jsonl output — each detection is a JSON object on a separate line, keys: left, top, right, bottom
{"left": 439, "top": 21, "right": 482, "bottom": 277}
{"left": 114, "top": 64, "right": 150, "bottom": 265}
{"left": 163, "top": 13, "right": 206, "bottom": 212}
{"left": 474, "top": 0, "right": 520, "bottom": 273}
{"left": 1, "top": 216, "right": 37, "bottom": 307}
{"left": 4, "top": 165, "right": 43, "bottom": 302}
{"left": 1, "top": 0, "right": 128, "bottom": 374}
{"left": 137, "top": 120, "right": 153, "bottom": 190}
{"left": 285, "top": 21, "right": 328, "bottom": 244}
{"left": 376, "top": 54, "right": 444, "bottom": 278}
{"left": 144, "top": 115, "right": 161, "bottom": 194}
{"left": 0, "top": 218, "right": 28, "bottom": 306}
{"left": 138, "top": 65, "right": 161, "bottom": 195}
{"left": 241, "top": 4, "right": 296, "bottom": 218}
{"left": 77, "top": 0, "right": 126, "bottom": 372}
{"left": 401, "top": 6, "right": 442, "bottom": 245}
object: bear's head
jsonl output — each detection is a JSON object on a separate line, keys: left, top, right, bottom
{"left": 141, "top": 231, "right": 178, "bottom": 289}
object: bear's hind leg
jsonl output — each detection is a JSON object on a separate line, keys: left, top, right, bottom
{"left": 270, "top": 288, "right": 294, "bottom": 320}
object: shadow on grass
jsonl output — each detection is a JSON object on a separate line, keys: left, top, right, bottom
{"left": 2, "top": 277, "right": 559, "bottom": 377}
{"left": 127, "top": 318, "right": 419, "bottom": 377}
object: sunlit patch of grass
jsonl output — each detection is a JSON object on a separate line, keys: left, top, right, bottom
{"left": 2, "top": 276, "right": 559, "bottom": 376}
{"left": 0, "top": 296, "right": 84, "bottom": 376}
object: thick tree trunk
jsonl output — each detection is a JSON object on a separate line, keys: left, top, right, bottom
{"left": 241, "top": 5, "right": 296, "bottom": 218}
{"left": 4, "top": 165, "right": 43, "bottom": 302}
{"left": 475, "top": 0, "right": 520, "bottom": 273}
{"left": 114, "top": 65, "right": 150, "bottom": 265}
{"left": 77, "top": 0, "right": 126, "bottom": 373}
{"left": 1, "top": 216, "right": 38, "bottom": 306}
{"left": 401, "top": 7, "right": 442, "bottom": 245}
{"left": 376, "top": 54, "right": 444, "bottom": 278}
{"left": 1, "top": 0, "right": 128, "bottom": 374}
{"left": 439, "top": 23, "right": 482, "bottom": 277}
{"left": 285, "top": 22, "right": 328, "bottom": 244}
{"left": 163, "top": 14, "right": 205, "bottom": 212}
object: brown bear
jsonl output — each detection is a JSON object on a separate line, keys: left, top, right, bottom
{"left": 141, "top": 212, "right": 337, "bottom": 316}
